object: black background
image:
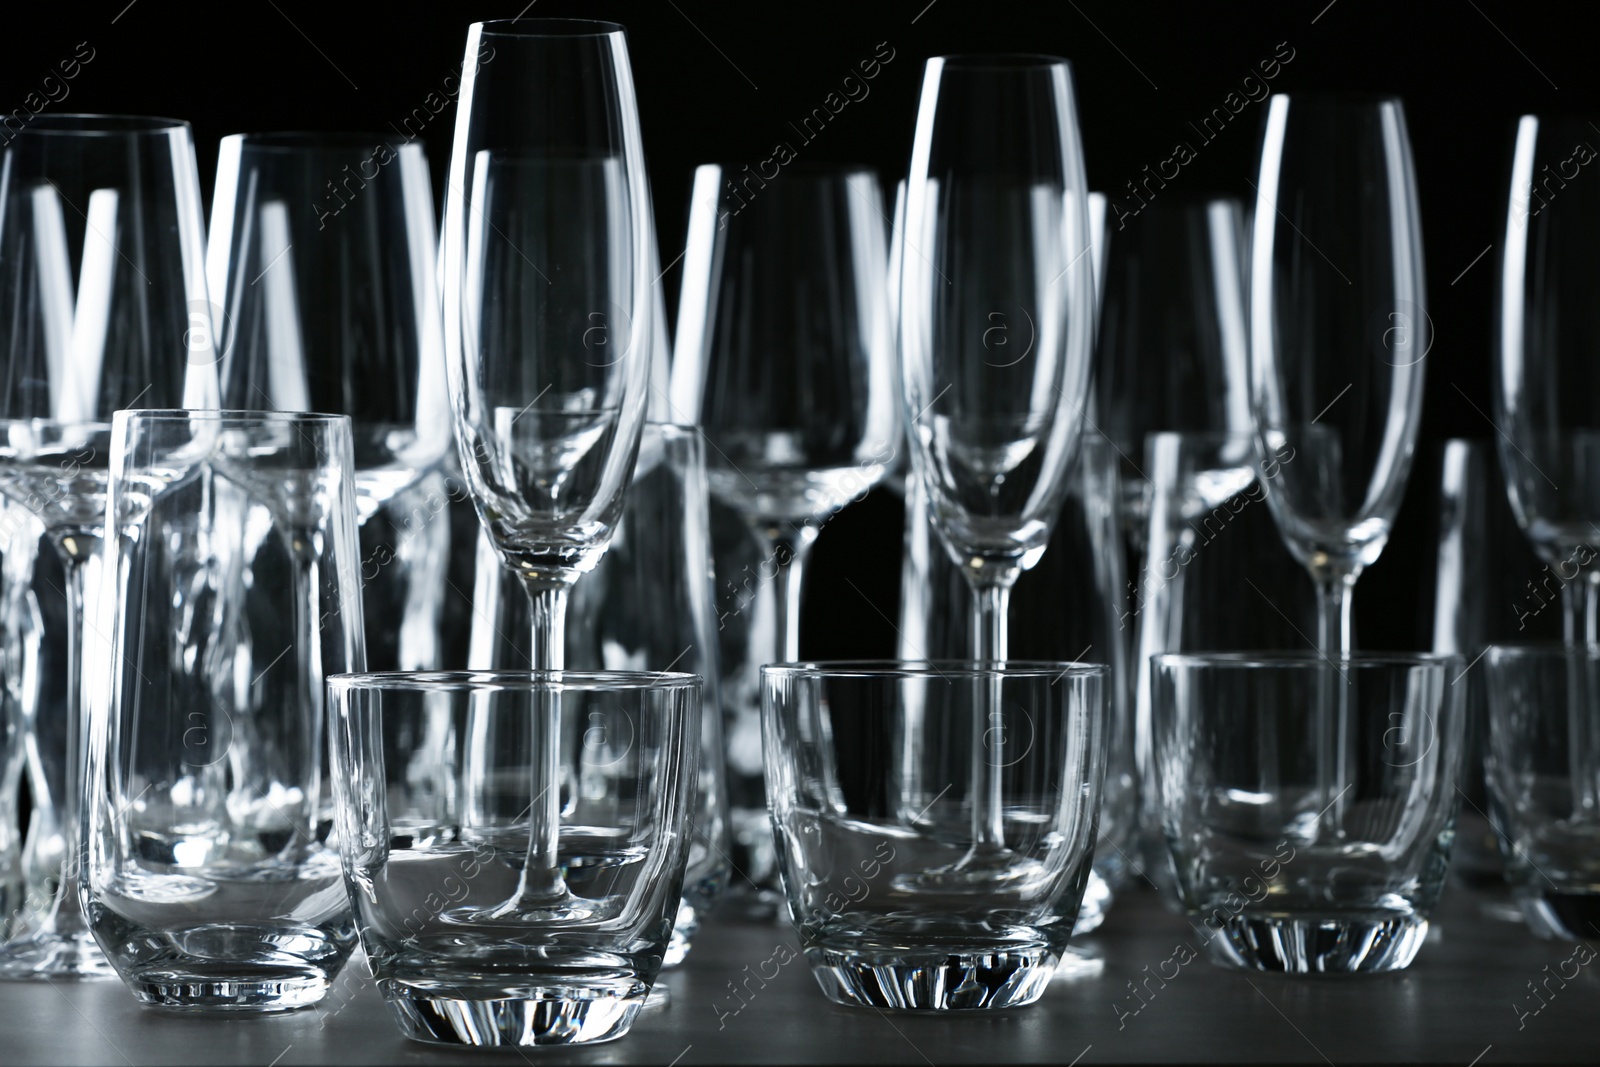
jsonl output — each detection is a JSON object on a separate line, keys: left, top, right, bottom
{"left": 2, "top": 0, "right": 1588, "bottom": 656}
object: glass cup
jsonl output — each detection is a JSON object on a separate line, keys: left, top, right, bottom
{"left": 762, "top": 661, "right": 1106, "bottom": 1011}
{"left": 327, "top": 670, "right": 700, "bottom": 1048}
{"left": 1485, "top": 643, "right": 1600, "bottom": 940}
{"left": 1151, "top": 652, "right": 1465, "bottom": 974}
{"left": 83, "top": 411, "right": 366, "bottom": 1010}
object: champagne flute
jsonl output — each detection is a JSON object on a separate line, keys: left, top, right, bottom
{"left": 898, "top": 55, "right": 1097, "bottom": 880}
{"left": 1248, "top": 93, "right": 1428, "bottom": 836}
{"left": 441, "top": 19, "right": 652, "bottom": 919}
{"left": 1494, "top": 114, "right": 1600, "bottom": 816}
{"left": 0, "top": 114, "right": 218, "bottom": 978}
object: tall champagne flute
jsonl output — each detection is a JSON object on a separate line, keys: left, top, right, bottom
{"left": 441, "top": 20, "right": 652, "bottom": 919}
{"left": 670, "top": 163, "right": 896, "bottom": 902}
{"left": 1495, "top": 114, "right": 1600, "bottom": 816}
{"left": 0, "top": 115, "right": 218, "bottom": 977}
{"left": 899, "top": 55, "right": 1097, "bottom": 879}
{"left": 1249, "top": 93, "right": 1428, "bottom": 835}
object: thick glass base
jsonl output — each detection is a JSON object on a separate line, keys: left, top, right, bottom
{"left": 1199, "top": 912, "right": 1429, "bottom": 974}
{"left": 127, "top": 967, "right": 331, "bottom": 1012}
{"left": 804, "top": 942, "right": 1059, "bottom": 1011}
{"left": 381, "top": 977, "right": 648, "bottom": 1047}
{"left": 0, "top": 930, "right": 117, "bottom": 981}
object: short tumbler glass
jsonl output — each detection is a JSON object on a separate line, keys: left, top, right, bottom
{"left": 1485, "top": 643, "right": 1600, "bottom": 940}
{"left": 1151, "top": 653, "right": 1465, "bottom": 974}
{"left": 327, "top": 670, "right": 700, "bottom": 1048}
{"left": 84, "top": 411, "right": 366, "bottom": 1010}
{"left": 762, "top": 661, "right": 1107, "bottom": 1011}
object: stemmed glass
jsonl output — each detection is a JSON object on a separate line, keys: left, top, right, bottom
{"left": 1494, "top": 114, "right": 1600, "bottom": 816}
{"left": 670, "top": 163, "right": 896, "bottom": 898}
{"left": 1248, "top": 93, "right": 1428, "bottom": 834}
{"left": 898, "top": 55, "right": 1097, "bottom": 879}
{"left": 206, "top": 132, "right": 453, "bottom": 671}
{"left": 0, "top": 115, "right": 218, "bottom": 978}
{"left": 440, "top": 19, "right": 653, "bottom": 920}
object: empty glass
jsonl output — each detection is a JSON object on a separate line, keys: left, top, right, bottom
{"left": 671, "top": 163, "right": 895, "bottom": 907}
{"left": 327, "top": 670, "right": 700, "bottom": 1047}
{"left": 1485, "top": 644, "right": 1600, "bottom": 940}
{"left": 1151, "top": 653, "right": 1465, "bottom": 974}
{"left": 0, "top": 113, "right": 218, "bottom": 979}
{"left": 441, "top": 18, "right": 655, "bottom": 922}
{"left": 207, "top": 131, "right": 453, "bottom": 673}
{"left": 762, "top": 661, "right": 1106, "bottom": 1011}
{"left": 83, "top": 411, "right": 365, "bottom": 1010}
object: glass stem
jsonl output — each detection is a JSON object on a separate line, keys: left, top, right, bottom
{"left": 756, "top": 523, "right": 819, "bottom": 664}
{"left": 970, "top": 572, "right": 1016, "bottom": 855}
{"left": 1313, "top": 570, "right": 1355, "bottom": 840}
{"left": 519, "top": 578, "right": 569, "bottom": 900}
{"left": 1560, "top": 571, "right": 1600, "bottom": 817}
{"left": 46, "top": 533, "right": 100, "bottom": 939}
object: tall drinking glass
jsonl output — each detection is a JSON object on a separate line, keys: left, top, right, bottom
{"left": 898, "top": 55, "right": 1096, "bottom": 880}
{"left": 1494, "top": 114, "right": 1600, "bottom": 818}
{"left": 1249, "top": 93, "right": 1428, "bottom": 835}
{"left": 84, "top": 410, "right": 365, "bottom": 1009}
{"left": 0, "top": 114, "right": 217, "bottom": 978}
{"left": 441, "top": 19, "right": 653, "bottom": 920}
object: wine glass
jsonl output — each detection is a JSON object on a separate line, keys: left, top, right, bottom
{"left": 1095, "top": 195, "right": 1253, "bottom": 548}
{"left": 0, "top": 114, "right": 218, "bottom": 978}
{"left": 207, "top": 132, "right": 453, "bottom": 672}
{"left": 1494, "top": 114, "right": 1600, "bottom": 816}
{"left": 898, "top": 55, "right": 1097, "bottom": 880}
{"left": 440, "top": 19, "right": 653, "bottom": 920}
{"left": 1248, "top": 93, "right": 1428, "bottom": 835}
{"left": 669, "top": 162, "right": 896, "bottom": 902}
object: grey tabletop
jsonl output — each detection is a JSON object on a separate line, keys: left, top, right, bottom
{"left": 0, "top": 886, "right": 1589, "bottom": 1066}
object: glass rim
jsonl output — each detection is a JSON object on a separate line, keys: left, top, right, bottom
{"left": 1152, "top": 651, "right": 1462, "bottom": 670}
{"left": 761, "top": 659, "right": 1108, "bottom": 680}
{"left": 1270, "top": 89, "right": 1406, "bottom": 110}
{"left": 328, "top": 669, "right": 702, "bottom": 693}
{"left": 111, "top": 409, "right": 352, "bottom": 425}
{"left": 4, "top": 113, "right": 191, "bottom": 137}
{"left": 219, "top": 130, "right": 422, "bottom": 152}
{"left": 473, "top": 17, "right": 625, "bottom": 38}
{"left": 1486, "top": 641, "right": 1600, "bottom": 658}
{"left": 928, "top": 53, "right": 1071, "bottom": 72}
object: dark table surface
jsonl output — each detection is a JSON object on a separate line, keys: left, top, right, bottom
{"left": 0, "top": 884, "right": 1589, "bottom": 1067}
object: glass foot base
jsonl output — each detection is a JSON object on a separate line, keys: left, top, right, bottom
{"left": 382, "top": 978, "right": 648, "bottom": 1047}
{"left": 1200, "top": 913, "right": 1429, "bottom": 974}
{"left": 0, "top": 930, "right": 117, "bottom": 981}
{"left": 1517, "top": 890, "right": 1600, "bottom": 942}
{"left": 805, "top": 943, "right": 1059, "bottom": 1011}
{"left": 128, "top": 967, "right": 331, "bottom": 1012}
